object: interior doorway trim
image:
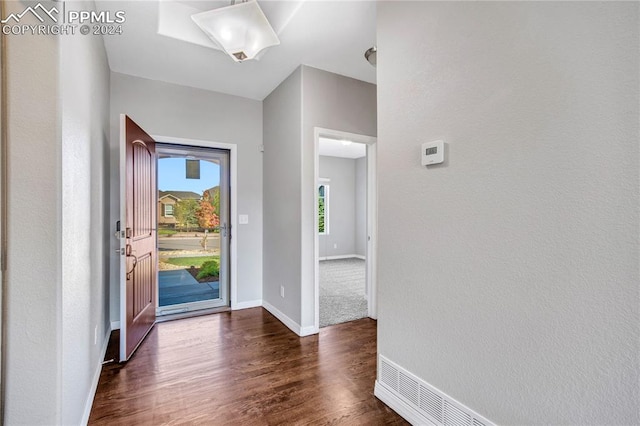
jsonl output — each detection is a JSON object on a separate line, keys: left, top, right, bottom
{"left": 313, "top": 127, "right": 378, "bottom": 331}
{"left": 152, "top": 135, "right": 239, "bottom": 310}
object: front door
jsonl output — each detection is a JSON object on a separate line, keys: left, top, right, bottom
{"left": 155, "top": 144, "right": 231, "bottom": 314}
{"left": 120, "top": 115, "right": 157, "bottom": 362}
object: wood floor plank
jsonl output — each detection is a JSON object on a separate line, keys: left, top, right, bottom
{"left": 89, "top": 308, "right": 407, "bottom": 425}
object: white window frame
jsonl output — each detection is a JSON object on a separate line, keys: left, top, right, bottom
{"left": 318, "top": 179, "right": 330, "bottom": 235}
{"left": 164, "top": 203, "right": 174, "bottom": 217}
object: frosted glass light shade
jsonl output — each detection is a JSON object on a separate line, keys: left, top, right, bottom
{"left": 192, "top": 1, "right": 280, "bottom": 62}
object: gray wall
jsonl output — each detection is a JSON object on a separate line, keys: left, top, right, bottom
{"left": 301, "top": 66, "right": 377, "bottom": 328}
{"left": 319, "top": 156, "right": 356, "bottom": 257}
{"left": 5, "top": 3, "right": 61, "bottom": 422}
{"left": 377, "top": 2, "right": 639, "bottom": 425}
{"left": 263, "top": 66, "right": 376, "bottom": 330}
{"left": 262, "top": 68, "right": 303, "bottom": 323}
{"left": 60, "top": 5, "right": 112, "bottom": 423}
{"left": 4, "top": 1, "right": 111, "bottom": 423}
{"left": 318, "top": 155, "right": 367, "bottom": 258}
{"left": 110, "top": 72, "right": 264, "bottom": 319}
{"left": 355, "top": 157, "right": 366, "bottom": 257}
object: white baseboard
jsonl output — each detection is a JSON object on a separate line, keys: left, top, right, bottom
{"left": 232, "top": 299, "right": 262, "bottom": 310}
{"left": 319, "top": 254, "right": 365, "bottom": 261}
{"left": 262, "top": 300, "right": 318, "bottom": 337}
{"left": 110, "top": 320, "right": 120, "bottom": 330}
{"left": 81, "top": 329, "right": 111, "bottom": 425}
{"left": 300, "top": 325, "right": 319, "bottom": 336}
{"left": 375, "top": 381, "right": 435, "bottom": 426}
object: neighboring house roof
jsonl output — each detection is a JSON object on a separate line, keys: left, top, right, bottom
{"left": 159, "top": 190, "right": 201, "bottom": 201}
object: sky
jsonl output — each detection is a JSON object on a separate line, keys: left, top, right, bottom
{"left": 158, "top": 158, "right": 220, "bottom": 195}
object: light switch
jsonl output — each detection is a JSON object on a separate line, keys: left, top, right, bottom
{"left": 239, "top": 215, "right": 249, "bottom": 224}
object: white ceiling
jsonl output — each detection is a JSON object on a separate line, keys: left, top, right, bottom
{"left": 97, "top": 0, "right": 376, "bottom": 100}
{"left": 318, "top": 137, "right": 366, "bottom": 159}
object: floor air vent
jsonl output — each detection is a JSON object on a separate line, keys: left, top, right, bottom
{"left": 376, "top": 356, "right": 494, "bottom": 426}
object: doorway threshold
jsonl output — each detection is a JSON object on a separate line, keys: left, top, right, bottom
{"left": 155, "top": 306, "right": 231, "bottom": 323}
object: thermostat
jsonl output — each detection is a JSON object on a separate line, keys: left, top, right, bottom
{"left": 421, "top": 140, "right": 444, "bottom": 166}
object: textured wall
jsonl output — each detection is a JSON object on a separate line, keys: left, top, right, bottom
{"left": 60, "top": 3, "right": 111, "bottom": 423}
{"left": 377, "top": 2, "right": 639, "bottom": 424}
{"left": 4, "top": 1, "right": 61, "bottom": 423}
{"left": 110, "top": 72, "right": 264, "bottom": 318}
{"left": 4, "top": 1, "right": 112, "bottom": 423}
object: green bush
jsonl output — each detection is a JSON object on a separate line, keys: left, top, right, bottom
{"left": 197, "top": 259, "right": 220, "bottom": 280}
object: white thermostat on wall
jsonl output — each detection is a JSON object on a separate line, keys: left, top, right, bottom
{"left": 421, "top": 140, "right": 444, "bottom": 166}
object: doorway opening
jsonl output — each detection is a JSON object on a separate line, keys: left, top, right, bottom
{"left": 155, "top": 144, "right": 231, "bottom": 316}
{"left": 314, "top": 128, "right": 377, "bottom": 330}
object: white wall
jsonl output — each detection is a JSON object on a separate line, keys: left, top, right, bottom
{"left": 60, "top": 4, "right": 112, "bottom": 423}
{"left": 4, "top": 2, "right": 61, "bottom": 422}
{"left": 109, "top": 72, "right": 264, "bottom": 320}
{"left": 319, "top": 156, "right": 356, "bottom": 258}
{"left": 4, "top": 1, "right": 112, "bottom": 424}
{"left": 377, "top": 2, "right": 639, "bottom": 424}
{"left": 355, "top": 156, "right": 366, "bottom": 257}
{"left": 262, "top": 67, "right": 303, "bottom": 324}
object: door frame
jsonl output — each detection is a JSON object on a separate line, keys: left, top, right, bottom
{"left": 313, "top": 127, "right": 378, "bottom": 331}
{"left": 120, "top": 135, "right": 239, "bottom": 338}
{"left": 153, "top": 135, "right": 238, "bottom": 310}
{"left": 154, "top": 143, "right": 231, "bottom": 314}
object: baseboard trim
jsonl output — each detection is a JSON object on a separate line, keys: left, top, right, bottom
{"left": 110, "top": 320, "right": 120, "bottom": 330}
{"left": 262, "top": 300, "right": 318, "bottom": 337}
{"left": 375, "top": 381, "right": 436, "bottom": 425}
{"left": 300, "top": 325, "right": 319, "bottom": 336}
{"left": 232, "top": 299, "right": 262, "bottom": 310}
{"left": 262, "top": 300, "right": 301, "bottom": 335}
{"left": 319, "top": 254, "right": 365, "bottom": 261}
{"left": 81, "top": 329, "right": 111, "bottom": 425}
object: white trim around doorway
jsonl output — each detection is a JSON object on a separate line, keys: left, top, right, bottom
{"left": 152, "top": 135, "right": 239, "bottom": 311}
{"left": 313, "top": 127, "right": 378, "bottom": 331}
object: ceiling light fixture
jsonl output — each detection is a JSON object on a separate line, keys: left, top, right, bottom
{"left": 365, "top": 46, "right": 377, "bottom": 67}
{"left": 192, "top": 0, "right": 280, "bottom": 63}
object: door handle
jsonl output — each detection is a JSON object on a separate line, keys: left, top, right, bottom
{"left": 126, "top": 244, "right": 137, "bottom": 280}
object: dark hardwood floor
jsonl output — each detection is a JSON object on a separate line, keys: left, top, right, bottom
{"left": 89, "top": 308, "right": 408, "bottom": 425}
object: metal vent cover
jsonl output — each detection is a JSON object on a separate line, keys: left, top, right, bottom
{"left": 380, "top": 358, "right": 399, "bottom": 391}
{"left": 420, "top": 385, "right": 444, "bottom": 423}
{"left": 378, "top": 355, "right": 494, "bottom": 426}
{"left": 399, "top": 372, "right": 420, "bottom": 406}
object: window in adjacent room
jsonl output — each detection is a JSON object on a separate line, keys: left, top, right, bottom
{"left": 318, "top": 183, "right": 329, "bottom": 234}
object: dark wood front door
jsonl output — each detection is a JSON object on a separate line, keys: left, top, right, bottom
{"left": 120, "top": 115, "right": 157, "bottom": 361}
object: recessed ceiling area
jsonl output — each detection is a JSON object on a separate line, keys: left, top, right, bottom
{"left": 319, "top": 137, "right": 366, "bottom": 159}
{"left": 97, "top": 0, "right": 376, "bottom": 100}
